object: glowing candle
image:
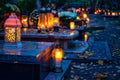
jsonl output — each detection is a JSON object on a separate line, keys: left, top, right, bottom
{"left": 112, "top": 12, "right": 116, "bottom": 16}
{"left": 108, "top": 12, "right": 110, "bottom": 15}
{"left": 70, "top": 21, "right": 75, "bottom": 30}
{"left": 23, "top": 27, "right": 28, "bottom": 33}
{"left": 83, "top": 13, "right": 87, "bottom": 18}
{"left": 22, "top": 15, "right": 28, "bottom": 27}
{"left": 84, "top": 33, "right": 88, "bottom": 42}
{"left": 52, "top": 47, "right": 64, "bottom": 72}
{"left": 55, "top": 50, "right": 63, "bottom": 67}
{"left": 54, "top": 17, "right": 59, "bottom": 26}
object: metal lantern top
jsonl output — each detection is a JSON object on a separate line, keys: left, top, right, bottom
{"left": 4, "top": 13, "right": 21, "bottom": 27}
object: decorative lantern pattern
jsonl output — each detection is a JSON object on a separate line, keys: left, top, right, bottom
{"left": 4, "top": 13, "right": 22, "bottom": 43}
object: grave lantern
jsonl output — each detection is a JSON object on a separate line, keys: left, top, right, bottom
{"left": 84, "top": 33, "right": 88, "bottom": 42}
{"left": 21, "top": 15, "right": 28, "bottom": 27}
{"left": 52, "top": 41, "right": 64, "bottom": 72}
{"left": 83, "top": 13, "right": 87, "bottom": 19}
{"left": 112, "top": 12, "right": 116, "bottom": 16}
{"left": 4, "top": 13, "right": 22, "bottom": 44}
{"left": 70, "top": 21, "right": 75, "bottom": 30}
{"left": 108, "top": 12, "right": 110, "bottom": 16}
{"left": 46, "top": 8, "right": 54, "bottom": 32}
{"left": 86, "top": 17, "right": 90, "bottom": 24}
{"left": 38, "top": 8, "right": 47, "bottom": 29}
{"left": 54, "top": 15, "right": 60, "bottom": 26}
{"left": 53, "top": 14, "right": 60, "bottom": 32}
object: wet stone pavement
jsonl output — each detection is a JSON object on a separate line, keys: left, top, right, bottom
{"left": 65, "top": 15, "right": 120, "bottom": 80}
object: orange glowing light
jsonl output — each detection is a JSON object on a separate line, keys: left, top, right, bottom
{"left": 84, "top": 33, "right": 88, "bottom": 42}
{"left": 108, "top": 12, "right": 110, "bottom": 15}
{"left": 112, "top": 12, "right": 116, "bottom": 16}
{"left": 83, "top": 13, "right": 87, "bottom": 18}
{"left": 22, "top": 15, "right": 28, "bottom": 27}
{"left": 23, "top": 27, "right": 28, "bottom": 33}
{"left": 54, "top": 17, "right": 59, "bottom": 26}
{"left": 94, "top": 12, "right": 97, "bottom": 14}
{"left": 55, "top": 50, "right": 63, "bottom": 59}
{"left": 86, "top": 17, "right": 90, "bottom": 24}
{"left": 70, "top": 31, "right": 75, "bottom": 35}
{"left": 70, "top": 21, "right": 75, "bottom": 30}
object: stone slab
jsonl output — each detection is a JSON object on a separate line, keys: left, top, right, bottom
{"left": 64, "top": 41, "right": 88, "bottom": 54}
{"left": 64, "top": 41, "right": 112, "bottom": 61}
{"left": 0, "top": 40, "right": 53, "bottom": 63}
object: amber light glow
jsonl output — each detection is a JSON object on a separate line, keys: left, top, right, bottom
{"left": 70, "top": 21, "right": 75, "bottom": 30}
{"left": 54, "top": 17, "right": 59, "bottom": 26}
{"left": 55, "top": 50, "right": 63, "bottom": 60}
{"left": 108, "top": 12, "right": 110, "bottom": 15}
{"left": 76, "top": 16, "right": 80, "bottom": 20}
{"left": 70, "top": 31, "right": 75, "bottom": 36}
{"left": 23, "top": 27, "right": 28, "bottom": 33}
{"left": 52, "top": 47, "right": 64, "bottom": 69}
{"left": 83, "top": 13, "right": 87, "bottom": 18}
{"left": 84, "top": 33, "right": 88, "bottom": 42}
{"left": 22, "top": 15, "right": 28, "bottom": 27}
{"left": 86, "top": 17, "right": 90, "bottom": 24}
{"left": 112, "top": 12, "right": 116, "bottom": 16}
{"left": 38, "top": 13, "right": 47, "bottom": 29}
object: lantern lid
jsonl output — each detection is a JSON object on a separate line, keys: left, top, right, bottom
{"left": 4, "top": 13, "right": 21, "bottom": 27}
{"left": 40, "top": 7, "right": 46, "bottom": 13}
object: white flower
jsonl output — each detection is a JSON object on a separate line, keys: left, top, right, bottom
{"left": 59, "top": 11, "right": 77, "bottom": 18}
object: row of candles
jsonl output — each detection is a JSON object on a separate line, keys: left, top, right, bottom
{"left": 94, "top": 9, "right": 120, "bottom": 16}
{"left": 104, "top": 11, "right": 120, "bottom": 16}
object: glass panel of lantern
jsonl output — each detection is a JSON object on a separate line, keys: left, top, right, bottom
{"left": 38, "top": 8, "right": 47, "bottom": 29}
{"left": 4, "top": 13, "right": 22, "bottom": 43}
{"left": 46, "top": 8, "right": 54, "bottom": 29}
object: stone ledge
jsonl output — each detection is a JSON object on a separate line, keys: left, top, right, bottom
{"left": 44, "top": 60, "right": 71, "bottom": 80}
{"left": 64, "top": 41, "right": 112, "bottom": 61}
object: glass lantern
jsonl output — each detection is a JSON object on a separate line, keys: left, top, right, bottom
{"left": 70, "top": 21, "right": 75, "bottom": 30}
{"left": 51, "top": 41, "right": 64, "bottom": 72}
{"left": 84, "top": 33, "right": 88, "bottom": 42}
{"left": 38, "top": 8, "right": 47, "bottom": 29}
{"left": 21, "top": 15, "right": 28, "bottom": 27}
{"left": 4, "top": 13, "right": 22, "bottom": 48}
{"left": 46, "top": 8, "right": 54, "bottom": 32}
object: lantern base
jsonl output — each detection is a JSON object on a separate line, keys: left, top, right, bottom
{"left": 3, "top": 42, "right": 22, "bottom": 50}
{"left": 54, "top": 67, "right": 63, "bottom": 73}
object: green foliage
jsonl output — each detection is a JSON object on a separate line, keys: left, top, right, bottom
{"left": 17, "top": 0, "right": 36, "bottom": 13}
{"left": 60, "top": 16, "right": 75, "bottom": 28}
